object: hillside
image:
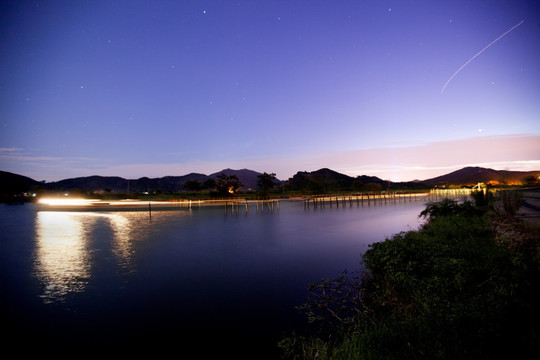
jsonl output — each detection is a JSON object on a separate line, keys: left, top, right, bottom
{"left": 423, "top": 167, "right": 539, "bottom": 186}
{"left": 287, "top": 168, "right": 359, "bottom": 193}
{"left": 0, "top": 170, "right": 43, "bottom": 201}
{"left": 209, "top": 168, "right": 267, "bottom": 190}
{"left": 18, "top": 169, "right": 267, "bottom": 194}
{"left": 49, "top": 175, "right": 129, "bottom": 193}
{"left": 286, "top": 168, "right": 425, "bottom": 193}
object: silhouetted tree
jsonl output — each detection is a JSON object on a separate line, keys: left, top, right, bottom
{"left": 202, "top": 178, "right": 216, "bottom": 190}
{"left": 215, "top": 173, "right": 243, "bottom": 196}
{"left": 257, "top": 172, "right": 276, "bottom": 199}
{"left": 522, "top": 174, "right": 539, "bottom": 186}
{"left": 183, "top": 180, "right": 201, "bottom": 191}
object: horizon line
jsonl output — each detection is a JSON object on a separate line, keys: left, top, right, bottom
{"left": 5, "top": 163, "right": 540, "bottom": 184}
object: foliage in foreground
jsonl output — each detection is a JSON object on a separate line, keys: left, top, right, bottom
{"left": 279, "top": 196, "right": 540, "bottom": 359}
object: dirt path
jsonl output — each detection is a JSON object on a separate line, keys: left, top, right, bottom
{"left": 517, "top": 189, "right": 540, "bottom": 224}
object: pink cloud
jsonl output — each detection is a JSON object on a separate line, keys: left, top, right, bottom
{"left": 316, "top": 135, "right": 540, "bottom": 181}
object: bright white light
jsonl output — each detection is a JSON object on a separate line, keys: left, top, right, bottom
{"left": 38, "top": 198, "right": 98, "bottom": 206}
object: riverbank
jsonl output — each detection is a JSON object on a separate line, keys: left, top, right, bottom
{"left": 279, "top": 194, "right": 540, "bottom": 359}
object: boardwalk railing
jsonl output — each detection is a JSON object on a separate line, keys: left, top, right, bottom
{"left": 303, "top": 192, "right": 428, "bottom": 209}
{"left": 302, "top": 189, "right": 477, "bottom": 209}
{"left": 156, "top": 198, "right": 282, "bottom": 213}
{"left": 427, "top": 188, "right": 476, "bottom": 202}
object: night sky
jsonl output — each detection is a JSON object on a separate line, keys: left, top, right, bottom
{"left": 1, "top": 1, "right": 539, "bottom": 182}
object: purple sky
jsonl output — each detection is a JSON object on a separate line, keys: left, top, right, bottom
{"left": 1, "top": 1, "right": 539, "bottom": 182}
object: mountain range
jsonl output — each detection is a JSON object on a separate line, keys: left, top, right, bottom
{"left": 1, "top": 166, "right": 538, "bottom": 201}
{"left": 421, "top": 167, "right": 538, "bottom": 186}
{"left": 0, "top": 168, "right": 272, "bottom": 198}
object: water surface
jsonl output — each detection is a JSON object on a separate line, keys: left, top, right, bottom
{"left": 1, "top": 199, "right": 426, "bottom": 357}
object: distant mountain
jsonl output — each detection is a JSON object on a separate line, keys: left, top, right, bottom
{"left": 209, "top": 168, "right": 269, "bottom": 190}
{"left": 288, "top": 168, "right": 358, "bottom": 192}
{"left": 287, "top": 168, "right": 424, "bottom": 193}
{"left": 49, "top": 175, "right": 129, "bottom": 193}
{"left": 422, "top": 166, "right": 539, "bottom": 186}
{"left": 0, "top": 170, "right": 43, "bottom": 202}
{"left": 22, "top": 169, "right": 271, "bottom": 194}
{"left": 124, "top": 173, "right": 209, "bottom": 193}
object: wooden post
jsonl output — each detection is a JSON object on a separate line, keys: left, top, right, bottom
{"left": 148, "top": 202, "right": 152, "bottom": 219}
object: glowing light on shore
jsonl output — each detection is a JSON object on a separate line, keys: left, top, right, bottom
{"left": 37, "top": 198, "right": 182, "bottom": 208}
{"left": 38, "top": 198, "right": 100, "bottom": 206}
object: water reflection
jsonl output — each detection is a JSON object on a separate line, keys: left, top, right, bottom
{"left": 34, "top": 211, "right": 142, "bottom": 303}
{"left": 35, "top": 212, "right": 94, "bottom": 303}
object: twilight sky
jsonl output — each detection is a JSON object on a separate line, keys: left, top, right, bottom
{"left": 1, "top": 0, "right": 539, "bottom": 182}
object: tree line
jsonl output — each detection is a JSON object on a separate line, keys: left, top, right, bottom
{"left": 183, "top": 172, "right": 277, "bottom": 198}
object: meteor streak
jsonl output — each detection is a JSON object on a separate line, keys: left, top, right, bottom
{"left": 441, "top": 20, "right": 524, "bottom": 94}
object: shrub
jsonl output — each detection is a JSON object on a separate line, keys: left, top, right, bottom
{"left": 419, "top": 198, "right": 480, "bottom": 221}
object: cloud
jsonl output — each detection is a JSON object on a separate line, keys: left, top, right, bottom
{"left": 309, "top": 134, "right": 540, "bottom": 181}
{"left": 0, "top": 147, "right": 23, "bottom": 152}
{"left": 0, "top": 148, "right": 102, "bottom": 181}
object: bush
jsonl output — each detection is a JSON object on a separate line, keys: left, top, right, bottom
{"left": 419, "top": 198, "right": 480, "bottom": 220}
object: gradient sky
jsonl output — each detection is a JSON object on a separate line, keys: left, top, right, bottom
{"left": 1, "top": 0, "right": 539, "bottom": 182}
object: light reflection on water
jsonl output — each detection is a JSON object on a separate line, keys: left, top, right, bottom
{"left": 34, "top": 210, "right": 172, "bottom": 303}
{"left": 35, "top": 212, "right": 93, "bottom": 303}
{"left": 32, "top": 202, "right": 426, "bottom": 305}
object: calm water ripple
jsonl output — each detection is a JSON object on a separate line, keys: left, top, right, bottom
{"left": 1, "top": 200, "right": 427, "bottom": 357}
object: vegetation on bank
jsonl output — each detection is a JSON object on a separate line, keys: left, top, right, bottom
{"left": 279, "top": 191, "right": 540, "bottom": 359}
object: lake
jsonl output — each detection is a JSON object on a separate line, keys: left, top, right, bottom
{"left": 1, "top": 199, "right": 427, "bottom": 357}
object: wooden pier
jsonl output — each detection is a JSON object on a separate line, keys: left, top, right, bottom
{"left": 302, "top": 189, "right": 475, "bottom": 209}
{"left": 302, "top": 192, "right": 428, "bottom": 209}
{"left": 221, "top": 199, "right": 280, "bottom": 214}
{"left": 147, "top": 198, "right": 281, "bottom": 214}
{"left": 427, "top": 188, "right": 475, "bottom": 202}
